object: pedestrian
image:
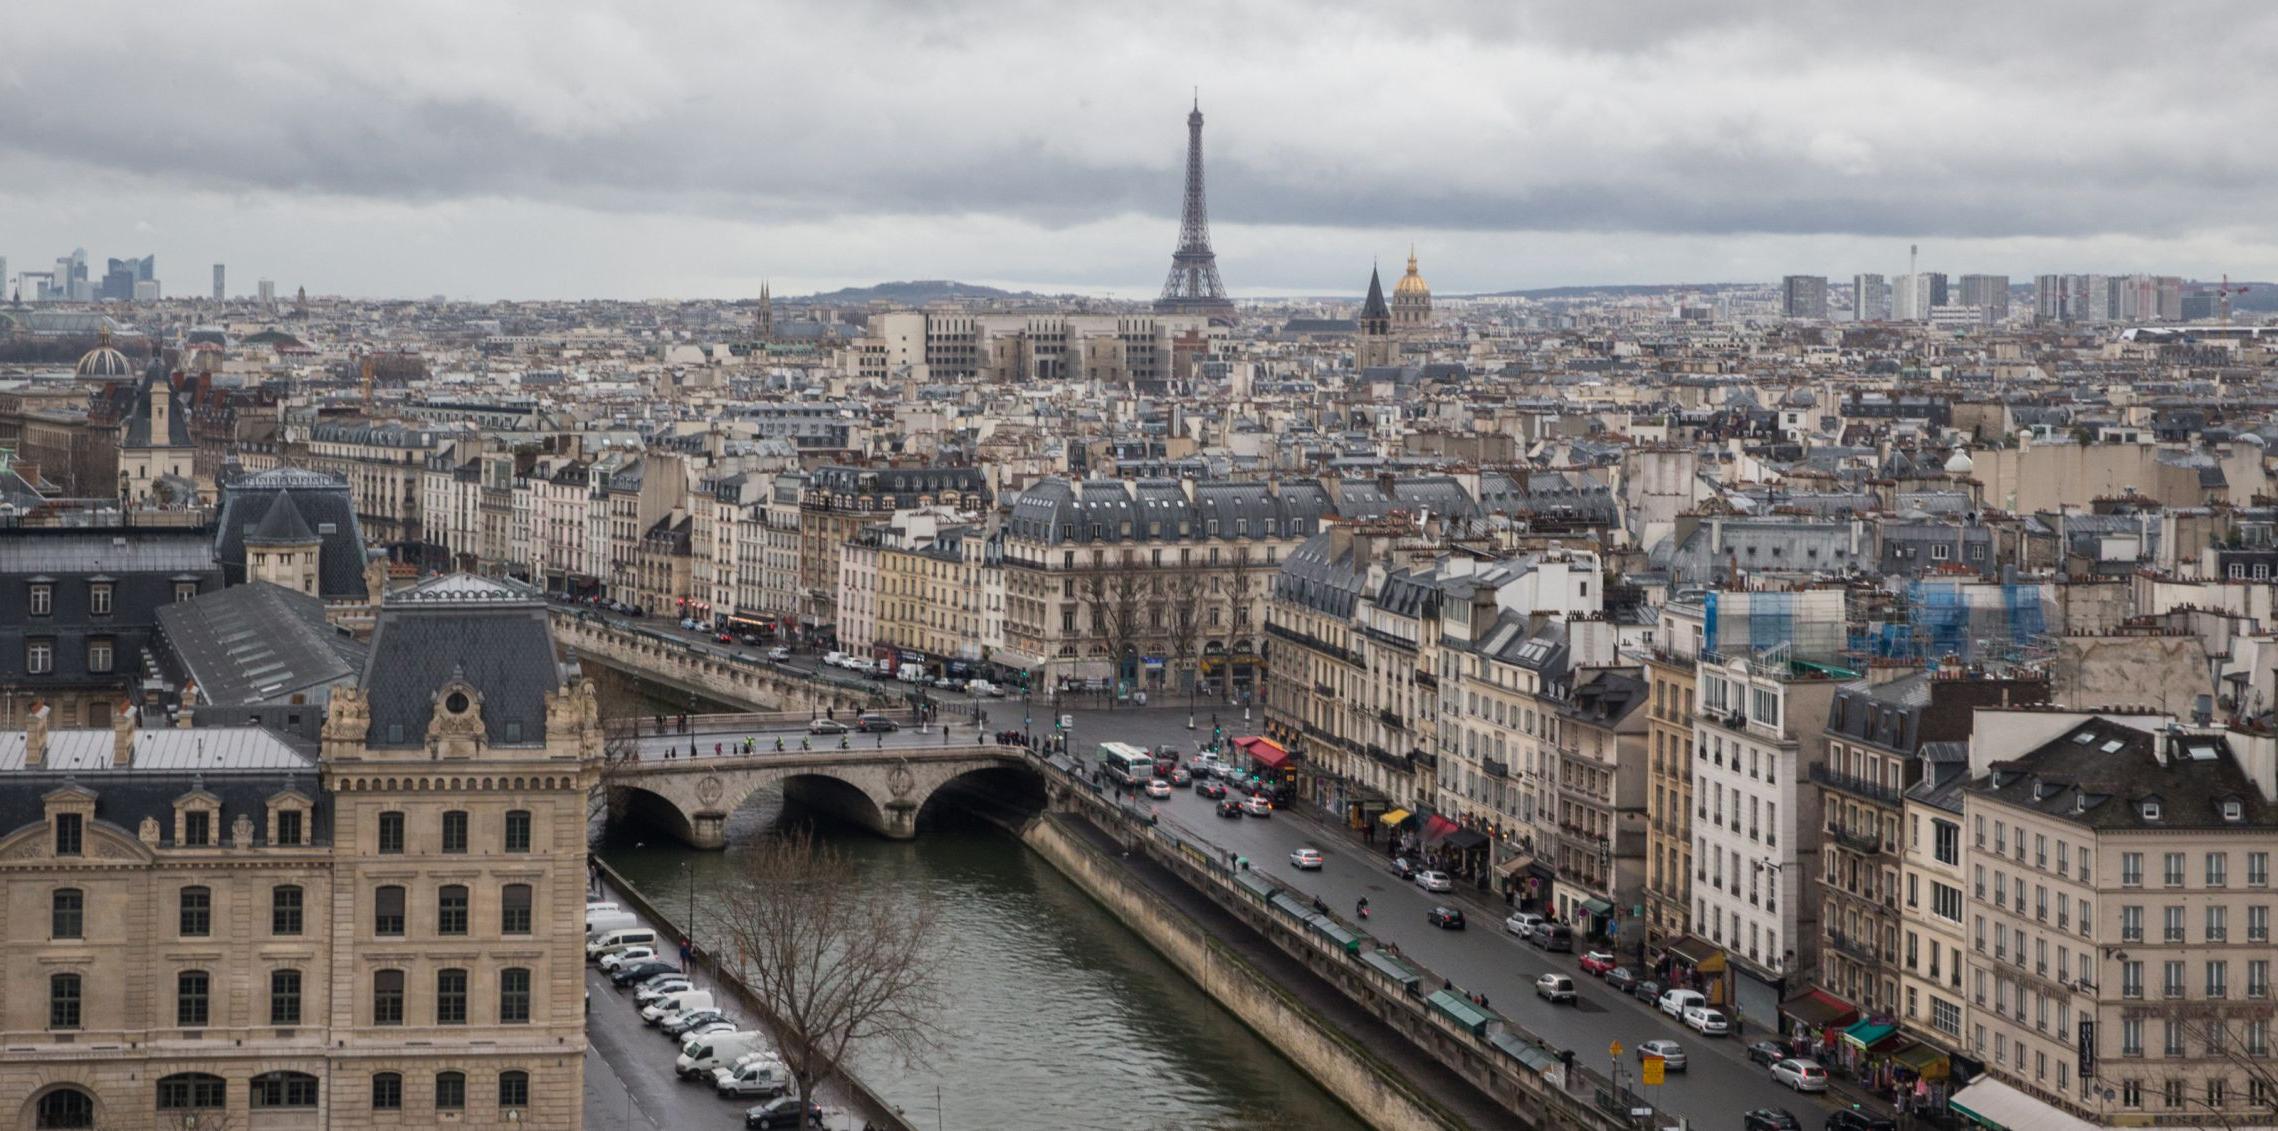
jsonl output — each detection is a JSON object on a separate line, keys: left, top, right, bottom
{"left": 714, "top": 742, "right": 722, "bottom": 757}
{"left": 877, "top": 733, "right": 885, "bottom": 748}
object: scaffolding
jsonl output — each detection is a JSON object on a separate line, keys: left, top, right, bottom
{"left": 1850, "top": 579, "right": 2054, "bottom": 667}
{"left": 1704, "top": 589, "right": 1847, "bottom": 664}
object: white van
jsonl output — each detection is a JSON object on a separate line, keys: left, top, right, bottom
{"left": 897, "top": 662, "right": 926, "bottom": 683}
{"left": 1657, "top": 988, "right": 1706, "bottom": 1019}
{"left": 714, "top": 1056, "right": 794, "bottom": 1098}
{"left": 586, "top": 900, "right": 620, "bottom": 914}
{"left": 642, "top": 988, "right": 715, "bottom": 1025}
{"left": 677, "top": 1031, "right": 771, "bottom": 1079}
{"left": 585, "top": 910, "right": 637, "bottom": 938}
{"left": 823, "top": 650, "right": 846, "bottom": 668}
{"left": 588, "top": 926, "right": 659, "bottom": 962}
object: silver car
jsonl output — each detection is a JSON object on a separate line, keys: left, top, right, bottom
{"left": 1636, "top": 1039, "right": 1687, "bottom": 1072}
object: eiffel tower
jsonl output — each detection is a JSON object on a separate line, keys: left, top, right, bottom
{"left": 1154, "top": 97, "right": 1236, "bottom": 320}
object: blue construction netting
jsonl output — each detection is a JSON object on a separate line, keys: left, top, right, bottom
{"left": 1751, "top": 591, "right": 1794, "bottom": 657}
{"left": 2005, "top": 582, "right": 2046, "bottom": 644}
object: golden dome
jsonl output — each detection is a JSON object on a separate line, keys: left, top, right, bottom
{"left": 1394, "top": 247, "right": 1429, "bottom": 298}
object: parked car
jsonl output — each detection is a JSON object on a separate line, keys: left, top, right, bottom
{"left": 679, "top": 1018, "right": 737, "bottom": 1043}
{"left": 714, "top": 1057, "right": 794, "bottom": 1099}
{"left": 677, "top": 1031, "right": 771, "bottom": 1081}
{"left": 635, "top": 978, "right": 692, "bottom": 1005}
{"left": 1532, "top": 923, "right": 1574, "bottom": 952}
{"left": 1216, "top": 798, "right": 1245, "bottom": 818}
{"left": 1145, "top": 778, "right": 1173, "bottom": 799}
{"left": 1603, "top": 966, "right": 1639, "bottom": 994}
{"left": 822, "top": 650, "right": 845, "bottom": 667}
{"left": 1196, "top": 780, "right": 1227, "bottom": 800}
{"left": 1770, "top": 1059, "right": 1829, "bottom": 1093}
{"left": 1392, "top": 856, "right": 1419, "bottom": 880}
{"left": 1744, "top": 1110, "right": 1803, "bottom": 1131}
{"left": 1825, "top": 1108, "right": 1899, "bottom": 1131}
{"left": 662, "top": 1007, "right": 731, "bottom": 1037}
{"left": 714, "top": 632, "right": 735, "bottom": 644}
{"left": 611, "top": 960, "right": 678, "bottom": 988}
{"left": 807, "top": 718, "right": 848, "bottom": 735}
{"left": 1241, "top": 795, "right": 1273, "bottom": 817}
{"left": 598, "top": 945, "right": 657, "bottom": 972}
{"left": 1683, "top": 1004, "right": 1729, "bottom": 1036}
{"left": 1657, "top": 988, "right": 1706, "bottom": 1019}
{"left": 1426, "top": 906, "right": 1466, "bottom": 930}
{"left": 1504, "top": 911, "right": 1545, "bottom": 939}
{"left": 855, "top": 714, "right": 899, "bottom": 733}
{"left": 767, "top": 646, "right": 792, "bottom": 662}
{"left": 1745, "top": 1040, "right": 1788, "bottom": 1066}
{"left": 1534, "top": 974, "right": 1577, "bottom": 1003}
{"left": 1636, "top": 1038, "right": 1687, "bottom": 1072}
{"left": 1632, "top": 979, "right": 1664, "bottom": 1004}
{"left": 1579, "top": 950, "right": 1618, "bottom": 976}
{"left": 681, "top": 618, "right": 702, "bottom": 631}
{"left": 743, "top": 1095, "right": 826, "bottom": 1129}
{"left": 1289, "top": 847, "right": 1324, "bottom": 870}
{"left": 1413, "top": 870, "right": 1453, "bottom": 893}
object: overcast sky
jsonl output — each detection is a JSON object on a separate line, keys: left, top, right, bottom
{"left": 6, "top": 1, "right": 2277, "bottom": 301}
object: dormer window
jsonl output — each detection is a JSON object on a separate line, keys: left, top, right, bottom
{"left": 28, "top": 583, "right": 51, "bottom": 617}
{"left": 2141, "top": 801, "right": 2162, "bottom": 822}
{"left": 175, "top": 791, "right": 221, "bottom": 847}
{"left": 2223, "top": 800, "right": 2244, "bottom": 822}
{"left": 88, "top": 583, "right": 112, "bottom": 616}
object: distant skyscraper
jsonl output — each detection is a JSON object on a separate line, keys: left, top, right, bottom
{"left": 213, "top": 264, "right": 226, "bottom": 301}
{"left": 2156, "top": 275, "right": 2183, "bottom": 321}
{"left": 1781, "top": 275, "right": 1828, "bottom": 319}
{"left": 258, "top": 278, "right": 276, "bottom": 308}
{"left": 2034, "top": 275, "right": 2065, "bottom": 322}
{"left": 1894, "top": 273, "right": 1945, "bottom": 322}
{"left": 1154, "top": 98, "right": 1234, "bottom": 320}
{"left": 1957, "top": 274, "right": 2010, "bottom": 322}
{"left": 1852, "top": 274, "right": 1892, "bottom": 322}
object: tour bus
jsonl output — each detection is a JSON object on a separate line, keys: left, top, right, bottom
{"left": 1099, "top": 742, "right": 1155, "bottom": 786}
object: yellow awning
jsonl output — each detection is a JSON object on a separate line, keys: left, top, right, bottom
{"left": 1379, "top": 808, "right": 1413, "bottom": 827}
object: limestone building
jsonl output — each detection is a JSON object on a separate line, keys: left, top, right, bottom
{"left": 0, "top": 574, "right": 602, "bottom": 1129}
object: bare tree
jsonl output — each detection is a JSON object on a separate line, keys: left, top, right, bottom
{"left": 1166, "top": 564, "right": 1206, "bottom": 699}
{"left": 2153, "top": 1015, "right": 2278, "bottom": 1130}
{"left": 1082, "top": 550, "right": 1146, "bottom": 704}
{"left": 714, "top": 830, "right": 943, "bottom": 1106}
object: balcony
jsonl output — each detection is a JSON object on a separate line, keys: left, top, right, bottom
{"left": 1379, "top": 709, "right": 1406, "bottom": 731}
{"left": 1483, "top": 758, "right": 1509, "bottom": 779}
{"left": 1810, "top": 764, "right": 1902, "bottom": 806}
{"left": 1826, "top": 929, "right": 1883, "bottom": 964}
{"left": 1827, "top": 825, "right": 1886, "bottom": 856}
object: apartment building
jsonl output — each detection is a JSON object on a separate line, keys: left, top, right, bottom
{"left": 297, "top": 420, "right": 451, "bottom": 546}
{"left": 0, "top": 575, "right": 601, "bottom": 1128}
{"left": 1956, "top": 714, "right": 2278, "bottom": 1127}
{"left": 1898, "top": 754, "right": 1972, "bottom": 1064}
{"left": 1643, "top": 601, "right": 1703, "bottom": 969}
{"left": 798, "top": 465, "right": 989, "bottom": 637}
{"left": 1551, "top": 667, "right": 1648, "bottom": 946}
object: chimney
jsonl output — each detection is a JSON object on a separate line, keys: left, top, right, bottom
{"left": 25, "top": 702, "right": 50, "bottom": 768}
{"left": 1867, "top": 659, "right": 1915, "bottom": 686}
{"left": 113, "top": 703, "right": 137, "bottom": 767}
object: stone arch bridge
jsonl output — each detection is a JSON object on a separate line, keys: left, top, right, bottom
{"left": 602, "top": 745, "right": 1042, "bottom": 848}
{"left": 553, "top": 611, "right": 890, "bottom": 718}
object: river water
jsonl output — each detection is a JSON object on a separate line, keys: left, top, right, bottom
{"left": 598, "top": 794, "right": 1365, "bottom": 1131}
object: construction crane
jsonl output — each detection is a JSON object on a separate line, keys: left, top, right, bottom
{"left": 2213, "top": 274, "right": 2251, "bottom": 326}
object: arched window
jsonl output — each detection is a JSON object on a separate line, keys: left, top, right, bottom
{"left": 434, "top": 1071, "right": 466, "bottom": 1111}
{"left": 156, "top": 1073, "right": 227, "bottom": 1111}
{"left": 498, "top": 1070, "right": 530, "bottom": 1109}
{"left": 250, "top": 1071, "right": 318, "bottom": 1108}
{"left": 370, "top": 1072, "right": 403, "bottom": 1111}
{"left": 34, "top": 1088, "right": 94, "bottom": 1129}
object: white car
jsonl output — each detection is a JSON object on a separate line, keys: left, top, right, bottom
{"left": 1771, "top": 1058, "right": 1828, "bottom": 1092}
{"left": 1413, "top": 870, "right": 1453, "bottom": 893}
{"left": 767, "top": 646, "right": 791, "bottom": 662}
{"left": 1657, "top": 988, "right": 1706, "bottom": 1019}
{"left": 1240, "top": 795, "right": 1272, "bottom": 817}
{"left": 1504, "top": 911, "right": 1545, "bottom": 939}
{"left": 967, "top": 679, "right": 1003, "bottom": 697}
{"left": 635, "top": 979, "right": 692, "bottom": 1005}
{"left": 823, "top": 651, "right": 846, "bottom": 668}
{"left": 1683, "top": 1004, "right": 1729, "bottom": 1036}
{"left": 598, "top": 945, "right": 656, "bottom": 972}
{"left": 1289, "top": 848, "right": 1324, "bottom": 870}
{"left": 1145, "top": 778, "right": 1173, "bottom": 799}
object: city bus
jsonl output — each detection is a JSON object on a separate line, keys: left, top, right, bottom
{"left": 1098, "top": 742, "right": 1154, "bottom": 786}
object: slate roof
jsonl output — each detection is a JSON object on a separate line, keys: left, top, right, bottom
{"left": 0, "top": 762, "right": 330, "bottom": 849}
{"left": 1359, "top": 268, "right": 1391, "bottom": 321}
{"left": 1971, "top": 717, "right": 2278, "bottom": 831}
{"left": 1006, "top": 477, "right": 1333, "bottom": 545}
{"left": 246, "top": 488, "right": 317, "bottom": 545}
{"left": 1273, "top": 529, "right": 1372, "bottom": 619}
{"left": 215, "top": 469, "right": 368, "bottom": 599}
{"left": 0, "top": 726, "right": 313, "bottom": 772}
{"left": 362, "top": 574, "right": 560, "bottom": 748}
{"left": 118, "top": 372, "right": 193, "bottom": 449}
{"left": 0, "top": 531, "right": 216, "bottom": 575}
{"left": 157, "top": 582, "right": 366, "bottom": 706}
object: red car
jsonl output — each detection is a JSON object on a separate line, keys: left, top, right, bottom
{"left": 1579, "top": 950, "right": 1618, "bottom": 977}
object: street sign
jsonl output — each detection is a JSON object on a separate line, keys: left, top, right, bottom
{"left": 1641, "top": 1057, "right": 1664, "bottom": 1086}
{"left": 1608, "top": 1041, "right": 1623, "bottom": 1057}
{"left": 1059, "top": 714, "right": 1073, "bottom": 729}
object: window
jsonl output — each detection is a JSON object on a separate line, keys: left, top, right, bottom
{"left": 177, "top": 970, "right": 210, "bottom": 1027}
{"left": 2252, "top": 960, "right": 2271, "bottom": 999}
{"left": 2121, "top": 905, "right": 2143, "bottom": 942}
{"left": 28, "top": 584, "right": 50, "bottom": 616}
{"left": 179, "top": 885, "right": 211, "bottom": 936}
{"left": 377, "top": 810, "right": 405, "bottom": 853}
{"left": 275, "top": 809, "right": 302, "bottom": 846}
{"left": 48, "top": 973, "right": 81, "bottom": 1030}
{"left": 175, "top": 582, "right": 197, "bottom": 603}
{"left": 371, "top": 1073, "right": 402, "bottom": 1111}
{"left": 183, "top": 809, "right": 210, "bottom": 847}
{"left": 499, "top": 1070, "right": 530, "bottom": 1109}
{"left": 373, "top": 970, "right": 404, "bottom": 1025}
{"left": 2122, "top": 1079, "right": 2142, "bottom": 1107}
{"left": 2122, "top": 852, "right": 2143, "bottom": 887}
{"left": 2253, "top": 852, "right": 2271, "bottom": 887}
{"left": 87, "top": 583, "right": 111, "bottom": 616}
{"left": 1932, "top": 882, "right": 1963, "bottom": 922}
{"left": 2209, "top": 961, "right": 2229, "bottom": 998}
{"left": 26, "top": 639, "right": 52, "bottom": 674}
{"left": 51, "top": 888, "right": 83, "bottom": 939}
{"left": 505, "top": 809, "right": 532, "bottom": 852}
{"left": 2164, "top": 960, "right": 2186, "bottom": 999}
{"left": 1934, "top": 820, "right": 1960, "bottom": 865}
{"left": 438, "top": 884, "right": 469, "bottom": 935}
{"left": 435, "top": 1072, "right": 466, "bottom": 1111}
{"left": 86, "top": 640, "right": 111, "bottom": 674}
{"left": 502, "top": 883, "right": 533, "bottom": 935}
{"left": 2123, "top": 1017, "right": 2143, "bottom": 1056}
{"left": 268, "top": 969, "right": 302, "bottom": 1025}
{"left": 500, "top": 967, "right": 532, "bottom": 1023}
{"left": 2209, "top": 852, "right": 2230, "bottom": 887}
{"left": 52, "top": 812, "right": 81, "bottom": 856}
{"left": 272, "top": 884, "right": 303, "bottom": 935}
{"left": 375, "top": 885, "right": 405, "bottom": 935}
{"left": 2252, "top": 905, "right": 2270, "bottom": 943}
{"left": 2165, "top": 905, "right": 2186, "bottom": 942}
{"left": 2165, "top": 852, "right": 2186, "bottom": 887}
{"left": 2209, "top": 905, "right": 2230, "bottom": 942}
{"left": 441, "top": 810, "right": 468, "bottom": 853}
{"left": 157, "top": 1073, "right": 226, "bottom": 1111}
{"left": 2123, "top": 961, "right": 2143, "bottom": 998}
{"left": 33, "top": 1088, "right": 93, "bottom": 1129}
{"left": 250, "top": 1071, "right": 317, "bottom": 1109}
{"left": 436, "top": 968, "right": 468, "bottom": 1024}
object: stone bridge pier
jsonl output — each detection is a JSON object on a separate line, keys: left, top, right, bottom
{"left": 603, "top": 747, "right": 1044, "bottom": 848}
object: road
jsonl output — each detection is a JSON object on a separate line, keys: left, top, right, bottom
{"left": 1110, "top": 764, "right": 1851, "bottom": 1131}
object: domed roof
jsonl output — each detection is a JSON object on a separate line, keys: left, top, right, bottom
{"left": 1394, "top": 248, "right": 1430, "bottom": 297}
{"left": 75, "top": 328, "right": 131, "bottom": 378}
{"left": 1944, "top": 447, "right": 1975, "bottom": 474}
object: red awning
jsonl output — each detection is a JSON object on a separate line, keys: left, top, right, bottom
{"left": 1422, "top": 814, "right": 1461, "bottom": 843}
{"left": 1234, "top": 735, "right": 1288, "bottom": 769}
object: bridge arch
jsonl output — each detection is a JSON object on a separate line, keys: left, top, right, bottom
{"left": 601, "top": 749, "right": 1047, "bottom": 849}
